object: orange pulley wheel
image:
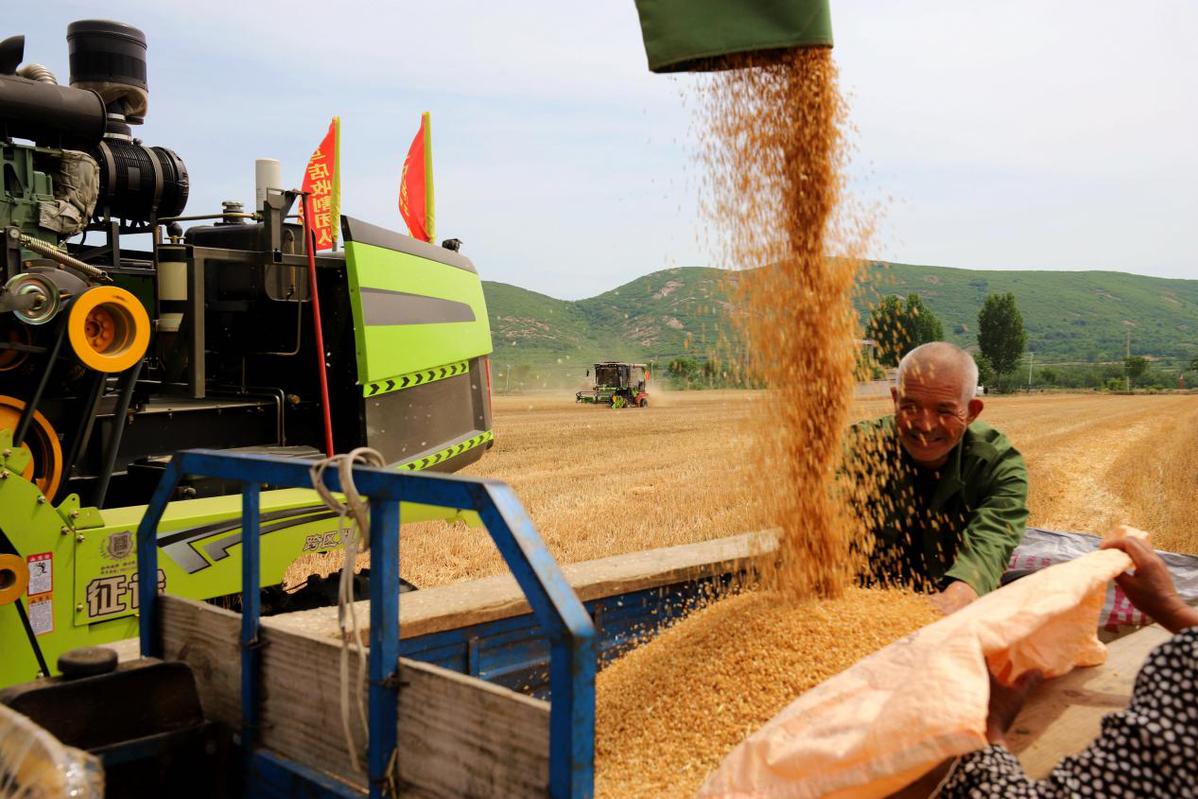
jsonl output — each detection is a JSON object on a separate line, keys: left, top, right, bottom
{"left": 68, "top": 286, "right": 150, "bottom": 374}
{"left": 0, "top": 395, "right": 64, "bottom": 500}
{"left": 0, "top": 323, "right": 31, "bottom": 372}
{"left": 0, "top": 554, "right": 29, "bottom": 607}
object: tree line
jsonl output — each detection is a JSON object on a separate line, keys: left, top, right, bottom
{"left": 864, "top": 291, "right": 1193, "bottom": 392}
{"left": 865, "top": 291, "right": 1026, "bottom": 389}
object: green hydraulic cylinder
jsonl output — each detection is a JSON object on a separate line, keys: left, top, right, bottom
{"left": 634, "top": 0, "right": 833, "bottom": 73}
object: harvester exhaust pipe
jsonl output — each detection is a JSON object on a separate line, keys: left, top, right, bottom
{"left": 255, "top": 157, "right": 282, "bottom": 211}
{"left": 633, "top": 0, "right": 832, "bottom": 73}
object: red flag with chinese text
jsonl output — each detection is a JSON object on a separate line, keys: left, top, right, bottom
{"left": 300, "top": 117, "right": 341, "bottom": 251}
{"left": 398, "top": 112, "right": 435, "bottom": 243}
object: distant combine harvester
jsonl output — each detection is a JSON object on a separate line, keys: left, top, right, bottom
{"left": 576, "top": 362, "right": 650, "bottom": 408}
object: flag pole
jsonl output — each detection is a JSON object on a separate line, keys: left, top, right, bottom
{"left": 301, "top": 191, "right": 336, "bottom": 457}
{"left": 422, "top": 111, "right": 435, "bottom": 244}
{"left": 332, "top": 116, "right": 341, "bottom": 251}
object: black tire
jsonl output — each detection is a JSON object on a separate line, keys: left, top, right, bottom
{"left": 58, "top": 646, "right": 118, "bottom": 678}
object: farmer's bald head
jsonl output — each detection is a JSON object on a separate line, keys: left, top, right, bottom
{"left": 897, "top": 342, "right": 979, "bottom": 405}
{"left": 892, "top": 342, "right": 983, "bottom": 468}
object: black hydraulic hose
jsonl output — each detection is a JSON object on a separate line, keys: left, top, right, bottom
{"left": 59, "top": 371, "right": 106, "bottom": 500}
{"left": 13, "top": 314, "right": 69, "bottom": 448}
{"left": 252, "top": 302, "right": 303, "bottom": 357}
{"left": 91, "top": 359, "right": 143, "bottom": 508}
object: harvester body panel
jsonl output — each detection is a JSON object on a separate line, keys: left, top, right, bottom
{"left": 0, "top": 451, "right": 479, "bottom": 687}
{"left": 344, "top": 216, "right": 491, "bottom": 385}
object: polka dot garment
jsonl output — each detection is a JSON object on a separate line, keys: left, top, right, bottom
{"left": 939, "top": 627, "right": 1198, "bottom": 798}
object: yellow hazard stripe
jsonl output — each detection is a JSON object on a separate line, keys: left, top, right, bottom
{"left": 363, "top": 360, "right": 469, "bottom": 398}
{"left": 398, "top": 430, "right": 493, "bottom": 472}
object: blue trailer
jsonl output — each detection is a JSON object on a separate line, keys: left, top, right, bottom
{"left": 0, "top": 449, "right": 758, "bottom": 798}
{"left": 0, "top": 450, "right": 599, "bottom": 798}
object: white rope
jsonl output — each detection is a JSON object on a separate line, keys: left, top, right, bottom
{"left": 309, "top": 447, "right": 385, "bottom": 777}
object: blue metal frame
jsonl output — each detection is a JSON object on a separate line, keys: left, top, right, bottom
{"left": 137, "top": 449, "right": 595, "bottom": 799}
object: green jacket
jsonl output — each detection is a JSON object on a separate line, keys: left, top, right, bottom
{"left": 845, "top": 416, "right": 1029, "bottom": 595}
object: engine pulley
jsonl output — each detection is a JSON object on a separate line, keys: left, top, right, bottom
{"left": 0, "top": 554, "right": 29, "bottom": 607}
{"left": 0, "top": 395, "right": 62, "bottom": 499}
{"left": 67, "top": 285, "right": 150, "bottom": 373}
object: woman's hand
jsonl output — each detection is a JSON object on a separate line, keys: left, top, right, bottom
{"left": 985, "top": 670, "right": 1042, "bottom": 747}
{"left": 1101, "top": 536, "right": 1197, "bottom": 634}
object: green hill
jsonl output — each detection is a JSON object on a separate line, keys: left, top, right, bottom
{"left": 484, "top": 267, "right": 731, "bottom": 381}
{"left": 864, "top": 264, "right": 1198, "bottom": 363}
{"left": 483, "top": 263, "right": 1198, "bottom": 384}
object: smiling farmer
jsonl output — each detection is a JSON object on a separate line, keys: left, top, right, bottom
{"left": 845, "top": 341, "right": 1028, "bottom": 614}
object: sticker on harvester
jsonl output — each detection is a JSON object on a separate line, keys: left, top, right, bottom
{"left": 28, "top": 595, "right": 53, "bottom": 635}
{"left": 26, "top": 553, "right": 52, "bottom": 596}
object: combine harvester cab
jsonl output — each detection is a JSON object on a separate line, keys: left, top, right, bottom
{"left": 0, "top": 20, "right": 494, "bottom": 688}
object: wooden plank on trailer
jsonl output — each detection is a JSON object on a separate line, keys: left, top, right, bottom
{"left": 398, "top": 659, "right": 548, "bottom": 797}
{"left": 108, "top": 637, "right": 140, "bottom": 662}
{"left": 1008, "top": 623, "right": 1172, "bottom": 777}
{"left": 271, "top": 529, "right": 780, "bottom": 642}
{"left": 160, "top": 595, "right": 242, "bottom": 728}
{"left": 155, "top": 594, "right": 550, "bottom": 797}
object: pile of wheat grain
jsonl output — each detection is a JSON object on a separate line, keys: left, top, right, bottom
{"left": 594, "top": 587, "right": 939, "bottom": 799}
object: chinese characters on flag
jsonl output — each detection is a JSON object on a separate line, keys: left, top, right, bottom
{"left": 398, "top": 112, "right": 435, "bottom": 243}
{"left": 300, "top": 117, "right": 341, "bottom": 251}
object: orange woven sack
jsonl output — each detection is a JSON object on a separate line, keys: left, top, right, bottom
{"left": 698, "top": 528, "right": 1147, "bottom": 799}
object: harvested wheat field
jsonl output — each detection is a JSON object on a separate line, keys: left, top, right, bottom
{"left": 315, "top": 389, "right": 1197, "bottom": 591}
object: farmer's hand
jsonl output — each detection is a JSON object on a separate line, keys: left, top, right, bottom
{"left": 929, "top": 580, "right": 978, "bottom": 616}
{"left": 985, "top": 670, "right": 1042, "bottom": 747}
{"left": 1101, "top": 536, "right": 1197, "bottom": 633}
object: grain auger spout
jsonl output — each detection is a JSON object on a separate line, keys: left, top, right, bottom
{"left": 633, "top": 0, "right": 833, "bottom": 73}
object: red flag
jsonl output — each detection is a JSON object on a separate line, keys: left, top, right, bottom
{"left": 399, "top": 112, "right": 435, "bottom": 243}
{"left": 299, "top": 117, "right": 341, "bottom": 251}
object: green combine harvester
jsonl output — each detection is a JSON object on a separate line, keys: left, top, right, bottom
{"left": 576, "top": 362, "right": 650, "bottom": 408}
{"left": 0, "top": 20, "right": 494, "bottom": 688}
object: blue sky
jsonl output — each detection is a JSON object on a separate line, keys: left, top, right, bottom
{"left": 16, "top": 1, "right": 1198, "bottom": 298}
